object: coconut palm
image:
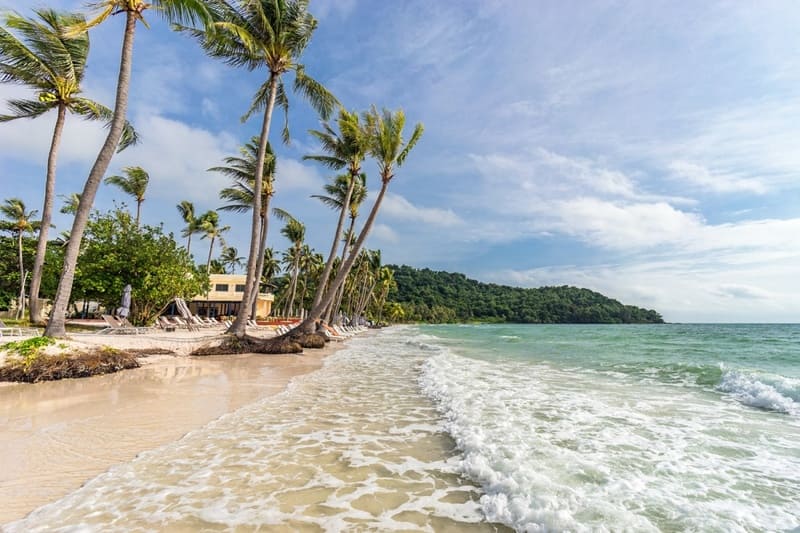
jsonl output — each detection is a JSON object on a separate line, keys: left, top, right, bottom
{"left": 212, "top": 137, "right": 275, "bottom": 315}
{"left": 295, "top": 107, "right": 423, "bottom": 334}
{"left": 274, "top": 208, "right": 305, "bottom": 317}
{"left": 59, "top": 193, "right": 82, "bottom": 215}
{"left": 312, "top": 172, "right": 367, "bottom": 323}
{"left": 219, "top": 245, "right": 243, "bottom": 274}
{"left": 176, "top": 200, "right": 200, "bottom": 253}
{"left": 303, "top": 109, "right": 369, "bottom": 316}
{"left": 0, "top": 198, "right": 39, "bottom": 319}
{"left": 198, "top": 210, "right": 230, "bottom": 275}
{"left": 260, "top": 246, "right": 279, "bottom": 292}
{"left": 104, "top": 166, "right": 149, "bottom": 226}
{"left": 179, "top": 0, "right": 338, "bottom": 336}
{"left": 0, "top": 8, "right": 139, "bottom": 325}
{"left": 45, "top": 0, "right": 212, "bottom": 337}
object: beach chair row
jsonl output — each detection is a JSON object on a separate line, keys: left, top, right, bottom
{"left": 157, "top": 316, "right": 230, "bottom": 331}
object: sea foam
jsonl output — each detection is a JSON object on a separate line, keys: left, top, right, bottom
{"left": 717, "top": 368, "right": 800, "bottom": 415}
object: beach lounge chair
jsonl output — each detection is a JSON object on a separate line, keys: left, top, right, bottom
{"left": 0, "top": 319, "right": 24, "bottom": 337}
{"left": 99, "top": 315, "right": 149, "bottom": 334}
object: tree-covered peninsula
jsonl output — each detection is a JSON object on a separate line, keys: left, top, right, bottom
{"left": 388, "top": 265, "right": 664, "bottom": 324}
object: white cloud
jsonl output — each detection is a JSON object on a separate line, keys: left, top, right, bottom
{"left": 274, "top": 159, "right": 324, "bottom": 192}
{"left": 380, "top": 193, "right": 464, "bottom": 227}
{"left": 669, "top": 160, "right": 767, "bottom": 195}
{"left": 549, "top": 198, "right": 704, "bottom": 250}
{"left": 112, "top": 113, "right": 237, "bottom": 203}
{"left": 369, "top": 223, "right": 399, "bottom": 244}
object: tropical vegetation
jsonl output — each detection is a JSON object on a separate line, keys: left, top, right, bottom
{"left": 388, "top": 265, "right": 664, "bottom": 324}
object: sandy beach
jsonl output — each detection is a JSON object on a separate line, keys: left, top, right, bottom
{"left": 0, "top": 330, "right": 343, "bottom": 524}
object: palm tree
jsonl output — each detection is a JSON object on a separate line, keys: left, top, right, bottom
{"left": 312, "top": 172, "right": 367, "bottom": 323}
{"left": 0, "top": 198, "right": 39, "bottom": 319}
{"left": 198, "top": 210, "right": 230, "bottom": 275}
{"left": 274, "top": 208, "right": 305, "bottom": 317}
{"left": 176, "top": 200, "right": 200, "bottom": 253}
{"left": 59, "top": 193, "right": 81, "bottom": 215}
{"left": 0, "top": 8, "right": 138, "bottom": 325}
{"left": 212, "top": 137, "right": 276, "bottom": 316}
{"left": 45, "top": 0, "right": 212, "bottom": 338}
{"left": 179, "top": 0, "right": 338, "bottom": 337}
{"left": 373, "top": 266, "right": 395, "bottom": 324}
{"left": 219, "top": 245, "right": 243, "bottom": 274}
{"left": 260, "top": 246, "right": 279, "bottom": 292}
{"left": 304, "top": 109, "right": 369, "bottom": 316}
{"left": 296, "top": 107, "right": 423, "bottom": 334}
{"left": 104, "top": 166, "right": 149, "bottom": 226}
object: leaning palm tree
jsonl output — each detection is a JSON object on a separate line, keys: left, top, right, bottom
{"left": 212, "top": 137, "right": 276, "bottom": 316}
{"left": 296, "top": 107, "right": 423, "bottom": 334}
{"left": 313, "top": 172, "right": 367, "bottom": 323}
{"left": 0, "top": 198, "right": 39, "bottom": 319}
{"left": 179, "top": 0, "right": 338, "bottom": 337}
{"left": 304, "top": 109, "right": 369, "bottom": 315}
{"left": 44, "top": 0, "right": 212, "bottom": 338}
{"left": 198, "top": 210, "right": 230, "bottom": 276}
{"left": 0, "top": 8, "right": 138, "bottom": 325}
{"left": 176, "top": 200, "right": 200, "bottom": 253}
{"left": 105, "top": 166, "right": 149, "bottom": 226}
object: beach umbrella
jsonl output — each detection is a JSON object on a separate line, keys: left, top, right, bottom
{"left": 118, "top": 284, "right": 132, "bottom": 318}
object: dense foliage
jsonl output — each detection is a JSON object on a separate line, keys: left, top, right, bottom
{"left": 73, "top": 209, "right": 209, "bottom": 325}
{"left": 0, "top": 236, "right": 62, "bottom": 310}
{"left": 388, "top": 265, "right": 664, "bottom": 324}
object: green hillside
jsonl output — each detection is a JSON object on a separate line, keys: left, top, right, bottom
{"left": 388, "top": 265, "right": 664, "bottom": 324}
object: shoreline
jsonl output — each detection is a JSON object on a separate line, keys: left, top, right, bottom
{"left": 0, "top": 336, "right": 347, "bottom": 524}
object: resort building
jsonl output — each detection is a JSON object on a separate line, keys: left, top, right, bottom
{"left": 187, "top": 274, "right": 274, "bottom": 318}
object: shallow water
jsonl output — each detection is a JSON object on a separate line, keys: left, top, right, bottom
{"left": 6, "top": 325, "right": 800, "bottom": 531}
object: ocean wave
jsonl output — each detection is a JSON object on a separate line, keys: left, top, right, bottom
{"left": 419, "top": 347, "right": 800, "bottom": 531}
{"left": 717, "top": 369, "right": 800, "bottom": 415}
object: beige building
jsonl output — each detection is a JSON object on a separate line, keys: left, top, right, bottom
{"left": 188, "top": 274, "right": 274, "bottom": 318}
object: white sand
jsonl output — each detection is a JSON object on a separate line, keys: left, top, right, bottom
{"left": 0, "top": 329, "right": 343, "bottom": 524}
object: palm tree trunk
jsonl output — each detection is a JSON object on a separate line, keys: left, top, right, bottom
{"left": 16, "top": 231, "right": 25, "bottom": 319}
{"left": 186, "top": 233, "right": 192, "bottom": 254}
{"left": 135, "top": 200, "right": 141, "bottom": 227}
{"left": 229, "top": 73, "right": 278, "bottom": 337}
{"left": 29, "top": 103, "right": 67, "bottom": 325}
{"left": 249, "top": 203, "right": 270, "bottom": 318}
{"left": 287, "top": 253, "right": 300, "bottom": 317}
{"left": 45, "top": 12, "right": 137, "bottom": 338}
{"left": 206, "top": 235, "right": 215, "bottom": 275}
{"left": 299, "top": 179, "right": 390, "bottom": 333}
{"left": 310, "top": 175, "right": 354, "bottom": 313}
{"left": 326, "top": 216, "right": 357, "bottom": 324}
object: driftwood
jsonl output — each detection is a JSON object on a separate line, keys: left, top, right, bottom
{"left": 0, "top": 350, "right": 141, "bottom": 383}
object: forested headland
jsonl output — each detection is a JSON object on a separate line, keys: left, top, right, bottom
{"left": 388, "top": 265, "right": 664, "bottom": 324}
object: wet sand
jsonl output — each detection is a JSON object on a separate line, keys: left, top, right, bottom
{"left": 0, "top": 344, "right": 339, "bottom": 524}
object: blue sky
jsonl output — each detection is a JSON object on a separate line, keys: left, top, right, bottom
{"left": 2, "top": 0, "right": 800, "bottom": 322}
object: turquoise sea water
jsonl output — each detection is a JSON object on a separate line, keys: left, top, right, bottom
{"left": 7, "top": 324, "right": 800, "bottom": 532}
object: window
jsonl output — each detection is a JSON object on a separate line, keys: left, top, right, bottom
{"left": 215, "top": 284, "right": 229, "bottom": 292}
{"left": 235, "top": 284, "right": 246, "bottom": 292}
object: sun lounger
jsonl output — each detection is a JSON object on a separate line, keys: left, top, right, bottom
{"left": 99, "top": 314, "right": 149, "bottom": 335}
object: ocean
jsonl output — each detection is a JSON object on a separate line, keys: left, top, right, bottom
{"left": 7, "top": 324, "right": 800, "bottom": 532}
